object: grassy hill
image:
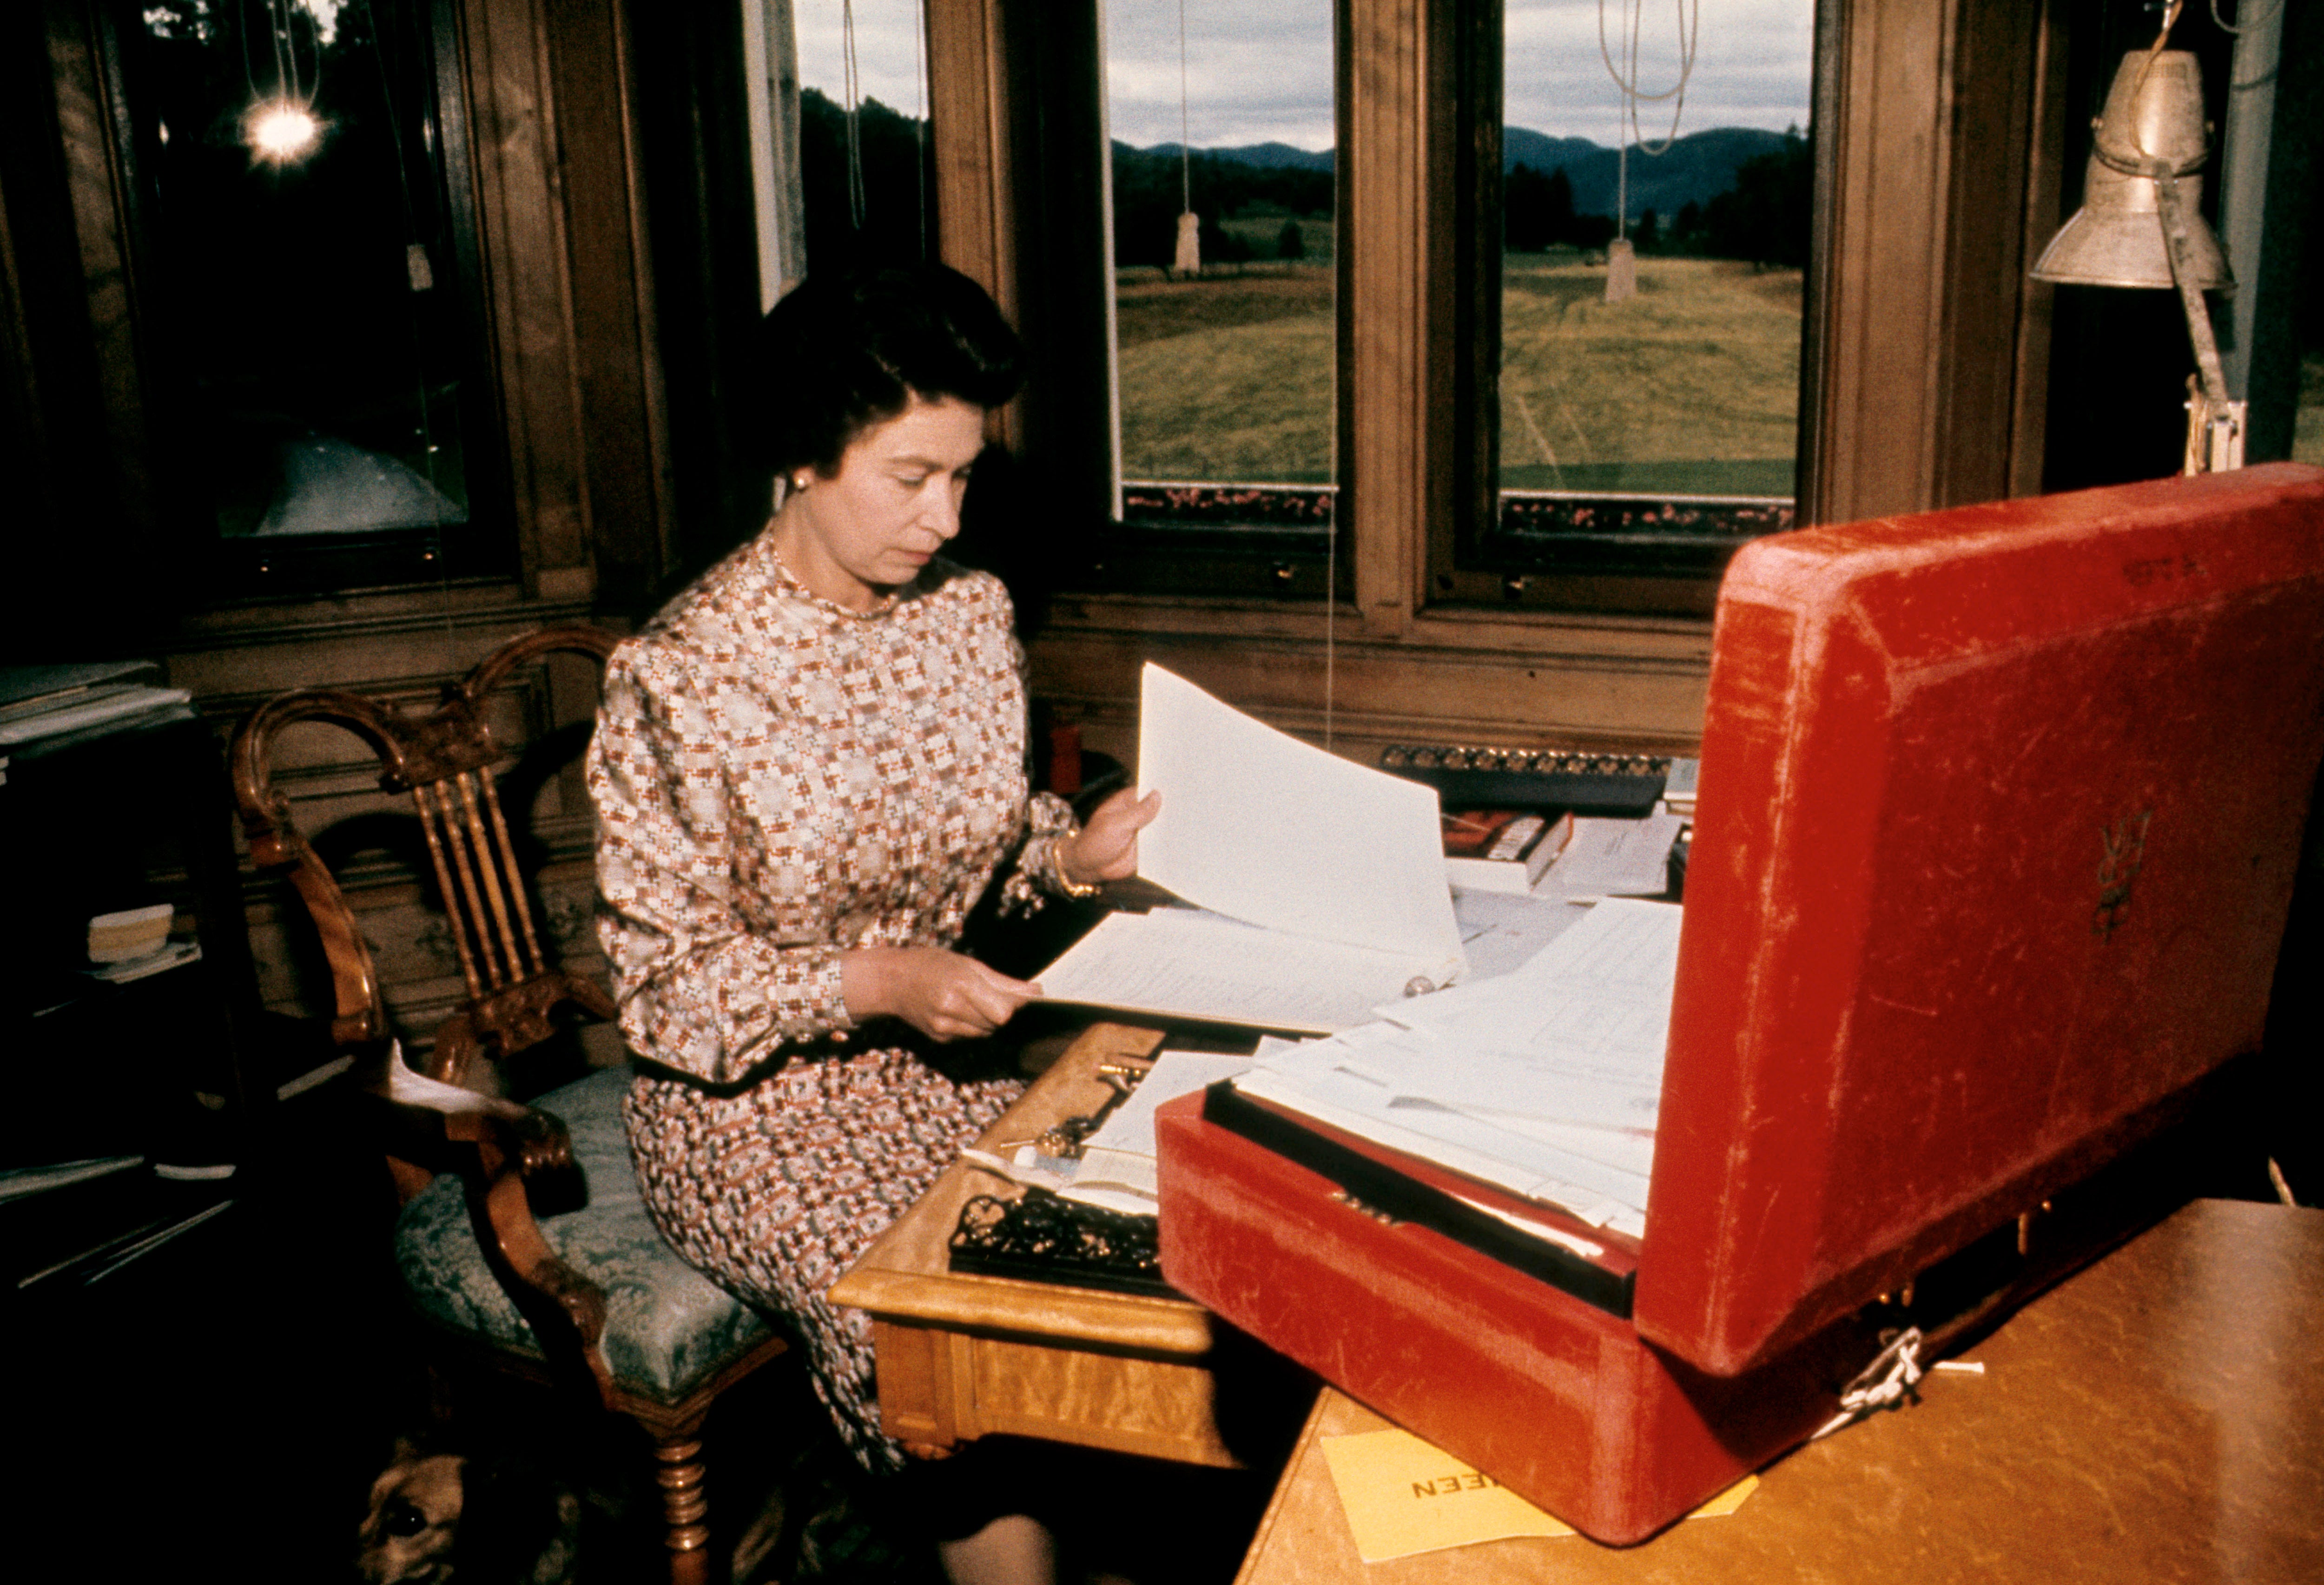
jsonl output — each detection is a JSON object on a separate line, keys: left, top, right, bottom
{"left": 1497, "top": 254, "right": 1801, "bottom": 496}
{"left": 1116, "top": 255, "right": 1802, "bottom": 497}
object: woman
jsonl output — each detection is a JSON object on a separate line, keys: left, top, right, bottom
{"left": 588, "top": 263, "right": 1156, "bottom": 1582}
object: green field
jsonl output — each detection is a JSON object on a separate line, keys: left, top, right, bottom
{"left": 1115, "top": 254, "right": 1804, "bottom": 495}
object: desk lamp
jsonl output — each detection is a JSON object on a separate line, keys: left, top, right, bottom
{"left": 2032, "top": 47, "right": 2243, "bottom": 473}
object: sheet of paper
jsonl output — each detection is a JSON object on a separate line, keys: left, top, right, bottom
{"left": 1231, "top": 1066, "right": 1649, "bottom": 1231}
{"left": 1057, "top": 1049, "right": 1254, "bottom": 1213}
{"left": 1381, "top": 898, "right": 1684, "bottom": 1084}
{"left": 1219, "top": 901, "right": 1684, "bottom": 1232}
{"left": 1035, "top": 909, "right": 1448, "bottom": 1034}
{"left": 1324, "top": 1025, "right": 1661, "bottom": 1134}
{"left": 1320, "top": 1427, "right": 1755, "bottom": 1562}
{"left": 1451, "top": 888, "right": 1594, "bottom": 980}
{"left": 1539, "top": 812, "right": 1685, "bottom": 897}
{"left": 1136, "top": 664, "right": 1463, "bottom": 969}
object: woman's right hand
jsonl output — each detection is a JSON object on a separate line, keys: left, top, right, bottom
{"left": 841, "top": 946, "right": 1039, "bottom": 1042}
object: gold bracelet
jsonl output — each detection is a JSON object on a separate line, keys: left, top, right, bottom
{"left": 1051, "top": 842, "right": 1101, "bottom": 900}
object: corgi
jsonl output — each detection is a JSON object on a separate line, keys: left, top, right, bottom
{"left": 356, "top": 1437, "right": 583, "bottom": 1585}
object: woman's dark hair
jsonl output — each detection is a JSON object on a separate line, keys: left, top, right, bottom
{"left": 745, "top": 263, "right": 1025, "bottom": 478}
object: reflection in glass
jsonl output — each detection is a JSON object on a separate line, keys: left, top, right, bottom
{"left": 125, "top": 0, "right": 483, "bottom": 547}
{"left": 1500, "top": 0, "right": 1812, "bottom": 502}
{"left": 1103, "top": 1, "right": 1335, "bottom": 488}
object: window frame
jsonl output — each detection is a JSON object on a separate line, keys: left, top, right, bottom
{"left": 3, "top": 0, "right": 670, "bottom": 653}
{"left": 911, "top": 0, "right": 2065, "bottom": 761}
{"left": 928, "top": 0, "right": 2064, "bottom": 618}
{"left": 91, "top": 0, "right": 520, "bottom": 599}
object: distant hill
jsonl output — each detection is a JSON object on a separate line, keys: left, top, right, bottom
{"left": 1134, "top": 140, "right": 1334, "bottom": 173}
{"left": 1122, "top": 125, "right": 1798, "bottom": 222}
{"left": 1505, "top": 125, "right": 1795, "bottom": 219}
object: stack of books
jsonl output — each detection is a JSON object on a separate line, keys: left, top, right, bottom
{"left": 1660, "top": 757, "right": 1700, "bottom": 818}
{"left": 1441, "top": 809, "right": 1575, "bottom": 894}
{"left": 0, "top": 662, "right": 194, "bottom": 757}
{"left": 0, "top": 1154, "right": 235, "bottom": 1296}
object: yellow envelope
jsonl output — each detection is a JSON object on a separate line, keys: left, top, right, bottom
{"left": 1319, "top": 1428, "right": 1756, "bottom": 1563}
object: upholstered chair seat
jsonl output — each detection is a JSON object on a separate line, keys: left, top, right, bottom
{"left": 395, "top": 1065, "right": 778, "bottom": 1403}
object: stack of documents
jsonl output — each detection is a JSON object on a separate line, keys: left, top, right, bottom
{"left": 1227, "top": 897, "right": 1682, "bottom": 1237}
{"left": 1024, "top": 663, "right": 1684, "bottom": 1236}
{"left": 1052, "top": 1049, "right": 1257, "bottom": 1215}
{"left": 1037, "top": 665, "right": 1466, "bottom": 1033}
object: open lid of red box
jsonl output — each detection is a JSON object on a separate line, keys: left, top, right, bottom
{"left": 1636, "top": 465, "right": 2324, "bottom": 1376}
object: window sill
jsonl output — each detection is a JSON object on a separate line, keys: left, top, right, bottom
{"left": 1028, "top": 592, "right": 1714, "bottom": 758}
{"left": 159, "top": 574, "right": 601, "bottom": 655}
{"left": 1038, "top": 589, "right": 1714, "bottom": 666}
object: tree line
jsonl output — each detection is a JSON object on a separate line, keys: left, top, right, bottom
{"left": 1506, "top": 129, "right": 1811, "bottom": 268}
{"left": 1109, "top": 144, "right": 1333, "bottom": 270}
{"left": 795, "top": 88, "right": 1809, "bottom": 276}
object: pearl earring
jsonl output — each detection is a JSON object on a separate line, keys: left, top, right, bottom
{"left": 793, "top": 474, "right": 813, "bottom": 492}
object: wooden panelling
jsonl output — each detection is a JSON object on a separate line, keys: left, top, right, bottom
{"left": 926, "top": 0, "right": 1018, "bottom": 451}
{"left": 1340, "top": 0, "right": 1430, "bottom": 638}
{"left": 42, "top": 0, "right": 160, "bottom": 584}
{"left": 540, "top": 0, "right": 673, "bottom": 598}
{"left": 241, "top": 862, "right": 607, "bottom": 1054}
{"left": 1804, "top": 0, "right": 2056, "bottom": 525}
{"left": 1931, "top": 0, "right": 2061, "bottom": 508}
{"left": 459, "top": 0, "right": 589, "bottom": 587}
{"left": 1028, "top": 595, "right": 1714, "bottom": 764}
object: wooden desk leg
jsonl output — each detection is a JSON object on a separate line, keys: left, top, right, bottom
{"left": 874, "top": 1319, "right": 967, "bottom": 1456}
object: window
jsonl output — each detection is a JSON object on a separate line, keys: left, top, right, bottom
{"left": 106, "top": 0, "right": 510, "bottom": 595}
{"left": 1103, "top": 4, "right": 1337, "bottom": 488}
{"left": 790, "top": 0, "right": 938, "bottom": 274}
{"left": 1045, "top": 0, "right": 1821, "bottom": 612}
{"left": 930, "top": 0, "right": 2059, "bottom": 650}
{"left": 1473, "top": 0, "right": 1813, "bottom": 608}
{"left": 1086, "top": 0, "right": 1344, "bottom": 597}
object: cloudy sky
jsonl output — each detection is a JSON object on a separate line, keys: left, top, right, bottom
{"left": 793, "top": 0, "right": 1813, "bottom": 152}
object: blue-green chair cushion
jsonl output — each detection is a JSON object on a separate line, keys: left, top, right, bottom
{"left": 394, "top": 1065, "right": 778, "bottom": 1404}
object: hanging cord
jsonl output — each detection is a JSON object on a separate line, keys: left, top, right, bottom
{"left": 238, "top": 0, "right": 264, "bottom": 101}
{"left": 1179, "top": 0, "right": 1193, "bottom": 215}
{"left": 269, "top": 0, "right": 294, "bottom": 102}
{"left": 2130, "top": 0, "right": 2187, "bottom": 105}
{"left": 842, "top": 0, "right": 866, "bottom": 230}
{"left": 2210, "top": 0, "right": 2283, "bottom": 36}
{"left": 1170, "top": 0, "right": 1201, "bottom": 276}
{"left": 294, "top": 0, "right": 321, "bottom": 104}
{"left": 1598, "top": 0, "right": 1699, "bottom": 236}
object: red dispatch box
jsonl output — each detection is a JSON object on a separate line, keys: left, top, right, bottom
{"left": 1154, "top": 465, "right": 2324, "bottom": 1543}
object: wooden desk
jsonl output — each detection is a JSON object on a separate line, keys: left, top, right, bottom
{"left": 829, "top": 1022, "right": 1248, "bottom": 1466}
{"left": 1235, "top": 1198, "right": 2324, "bottom": 1585}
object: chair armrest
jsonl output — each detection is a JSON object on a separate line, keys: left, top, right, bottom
{"left": 357, "top": 1048, "right": 620, "bottom": 1404}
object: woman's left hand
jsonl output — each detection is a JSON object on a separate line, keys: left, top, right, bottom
{"left": 1059, "top": 788, "right": 1160, "bottom": 887}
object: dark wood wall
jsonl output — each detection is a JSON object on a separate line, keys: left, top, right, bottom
{"left": 1, "top": 0, "right": 2081, "bottom": 1049}
{"left": 0, "top": 0, "right": 682, "bottom": 1051}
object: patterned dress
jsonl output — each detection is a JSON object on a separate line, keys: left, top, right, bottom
{"left": 588, "top": 531, "right": 1077, "bottom": 1470}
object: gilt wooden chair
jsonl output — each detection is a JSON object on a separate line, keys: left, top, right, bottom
{"left": 230, "top": 626, "right": 788, "bottom": 1585}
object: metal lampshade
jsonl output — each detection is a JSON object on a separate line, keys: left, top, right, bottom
{"left": 2031, "top": 50, "right": 2231, "bottom": 290}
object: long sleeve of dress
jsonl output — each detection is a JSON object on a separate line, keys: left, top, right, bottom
{"left": 589, "top": 645, "right": 852, "bottom": 1084}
